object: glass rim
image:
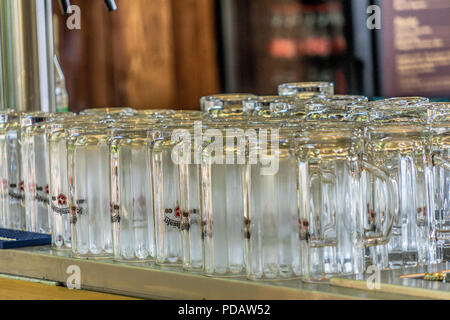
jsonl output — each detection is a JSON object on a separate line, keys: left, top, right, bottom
{"left": 0, "top": 110, "right": 20, "bottom": 124}
{"left": 21, "top": 112, "right": 76, "bottom": 127}
{"left": 201, "top": 93, "right": 256, "bottom": 103}
{"left": 366, "top": 122, "right": 427, "bottom": 134}
{"left": 79, "top": 107, "right": 137, "bottom": 116}
{"left": 426, "top": 103, "right": 450, "bottom": 124}
{"left": 278, "top": 81, "right": 334, "bottom": 89}
{"left": 370, "top": 97, "right": 430, "bottom": 108}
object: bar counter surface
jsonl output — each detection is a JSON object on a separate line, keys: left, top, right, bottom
{"left": 0, "top": 246, "right": 448, "bottom": 300}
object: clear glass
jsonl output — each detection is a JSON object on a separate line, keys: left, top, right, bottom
{"left": 110, "top": 127, "right": 155, "bottom": 262}
{"left": 366, "top": 123, "right": 428, "bottom": 268}
{"left": 47, "top": 120, "right": 72, "bottom": 249}
{"left": 426, "top": 104, "right": 450, "bottom": 264}
{"left": 200, "top": 94, "right": 256, "bottom": 118}
{"left": 295, "top": 124, "right": 395, "bottom": 280}
{"left": 371, "top": 97, "right": 430, "bottom": 109}
{"left": 242, "top": 96, "right": 305, "bottom": 118}
{"left": 175, "top": 127, "right": 205, "bottom": 270}
{"left": 368, "top": 105, "right": 428, "bottom": 124}
{"left": 68, "top": 124, "right": 114, "bottom": 258}
{"left": 304, "top": 102, "right": 369, "bottom": 123}
{"left": 47, "top": 116, "right": 101, "bottom": 250}
{"left": 278, "top": 82, "right": 334, "bottom": 98}
{"left": 201, "top": 128, "right": 247, "bottom": 276}
{"left": 48, "top": 116, "right": 128, "bottom": 251}
{"left": 311, "top": 95, "right": 369, "bottom": 105}
{"left": 0, "top": 111, "right": 24, "bottom": 230}
{"left": 245, "top": 128, "right": 302, "bottom": 280}
{"left": 151, "top": 127, "right": 183, "bottom": 266}
{"left": 21, "top": 112, "right": 74, "bottom": 234}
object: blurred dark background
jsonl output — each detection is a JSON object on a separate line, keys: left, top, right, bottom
{"left": 54, "top": 0, "right": 450, "bottom": 112}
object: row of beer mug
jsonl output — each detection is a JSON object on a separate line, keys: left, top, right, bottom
{"left": 0, "top": 81, "right": 448, "bottom": 282}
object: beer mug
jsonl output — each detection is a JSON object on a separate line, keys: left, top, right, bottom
{"left": 201, "top": 127, "right": 247, "bottom": 276}
{"left": 295, "top": 123, "right": 396, "bottom": 280}
{"left": 366, "top": 122, "right": 428, "bottom": 267}
{"left": 47, "top": 116, "right": 101, "bottom": 250}
{"left": 426, "top": 105, "right": 450, "bottom": 263}
{"left": 173, "top": 126, "right": 206, "bottom": 270}
{"left": 110, "top": 126, "right": 155, "bottom": 262}
{"left": 21, "top": 112, "right": 74, "bottom": 234}
{"left": 0, "top": 111, "right": 24, "bottom": 230}
{"left": 278, "top": 82, "right": 334, "bottom": 98}
{"left": 200, "top": 94, "right": 256, "bottom": 118}
{"left": 68, "top": 123, "right": 114, "bottom": 258}
{"left": 244, "top": 127, "right": 303, "bottom": 280}
{"left": 47, "top": 119, "right": 72, "bottom": 249}
{"left": 151, "top": 121, "right": 197, "bottom": 266}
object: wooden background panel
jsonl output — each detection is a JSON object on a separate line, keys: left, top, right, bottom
{"left": 56, "top": 0, "right": 116, "bottom": 111}
{"left": 111, "top": 0, "right": 177, "bottom": 109}
{"left": 56, "top": 0, "right": 220, "bottom": 113}
{"left": 170, "top": 0, "right": 220, "bottom": 108}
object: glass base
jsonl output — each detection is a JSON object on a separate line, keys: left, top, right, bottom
{"left": 204, "top": 267, "right": 246, "bottom": 278}
{"left": 52, "top": 245, "right": 72, "bottom": 252}
{"left": 403, "top": 251, "right": 418, "bottom": 267}
{"left": 247, "top": 273, "right": 302, "bottom": 282}
{"left": 388, "top": 251, "right": 405, "bottom": 269}
{"left": 301, "top": 275, "right": 331, "bottom": 284}
{"left": 388, "top": 250, "right": 418, "bottom": 268}
{"left": 73, "top": 252, "right": 113, "bottom": 260}
{"left": 155, "top": 258, "right": 183, "bottom": 267}
{"left": 183, "top": 263, "right": 204, "bottom": 272}
{"left": 115, "top": 257, "right": 155, "bottom": 264}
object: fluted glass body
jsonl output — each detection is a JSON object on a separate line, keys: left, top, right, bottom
{"left": 201, "top": 128, "right": 247, "bottom": 276}
{"left": 68, "top": 126, "right": 113, "bottom": 258}
{"left": 151, "top": 128, "right": 183, "bottom": 265}
{"left": 427, "top": 106, "right": 450, "bottom": 263}
{"left": 110, "top": 129, "right": 155, "bottom": 262}
{"left": 0, "top": 112, "right": 24, "bottom": 230}
{"left": 244, "top": 128, "right": 302, "bottom": 280}
{"left": 47, "top": 122, "right": 72, "bottom": 249}
{"left": 295, "top": 125, "right": 395, "bottom": 280}
{"left": 21, "top": 113, "right": 54, "bottom": 234}
{"left": 48, "top": 116, "right": 115, "bottom": 250}
{"left": 175, "top": 129, "right": 204, "bottom": 270}
{"left": 366, "top": 124, "right": 428, "bottom": 267}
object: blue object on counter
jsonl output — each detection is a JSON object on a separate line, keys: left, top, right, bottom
{"left": 0, "top": 228, "right": 51, "bottom": 249}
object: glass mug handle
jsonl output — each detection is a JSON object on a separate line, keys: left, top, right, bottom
{"left": 432, "top": 154, "right": 450, "bottom": 171}
{"left": 360, "top": 161, "right": 396, "bottom": 246}
{"left": 429, "top": 153, "right": 449, "bottom": 262}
